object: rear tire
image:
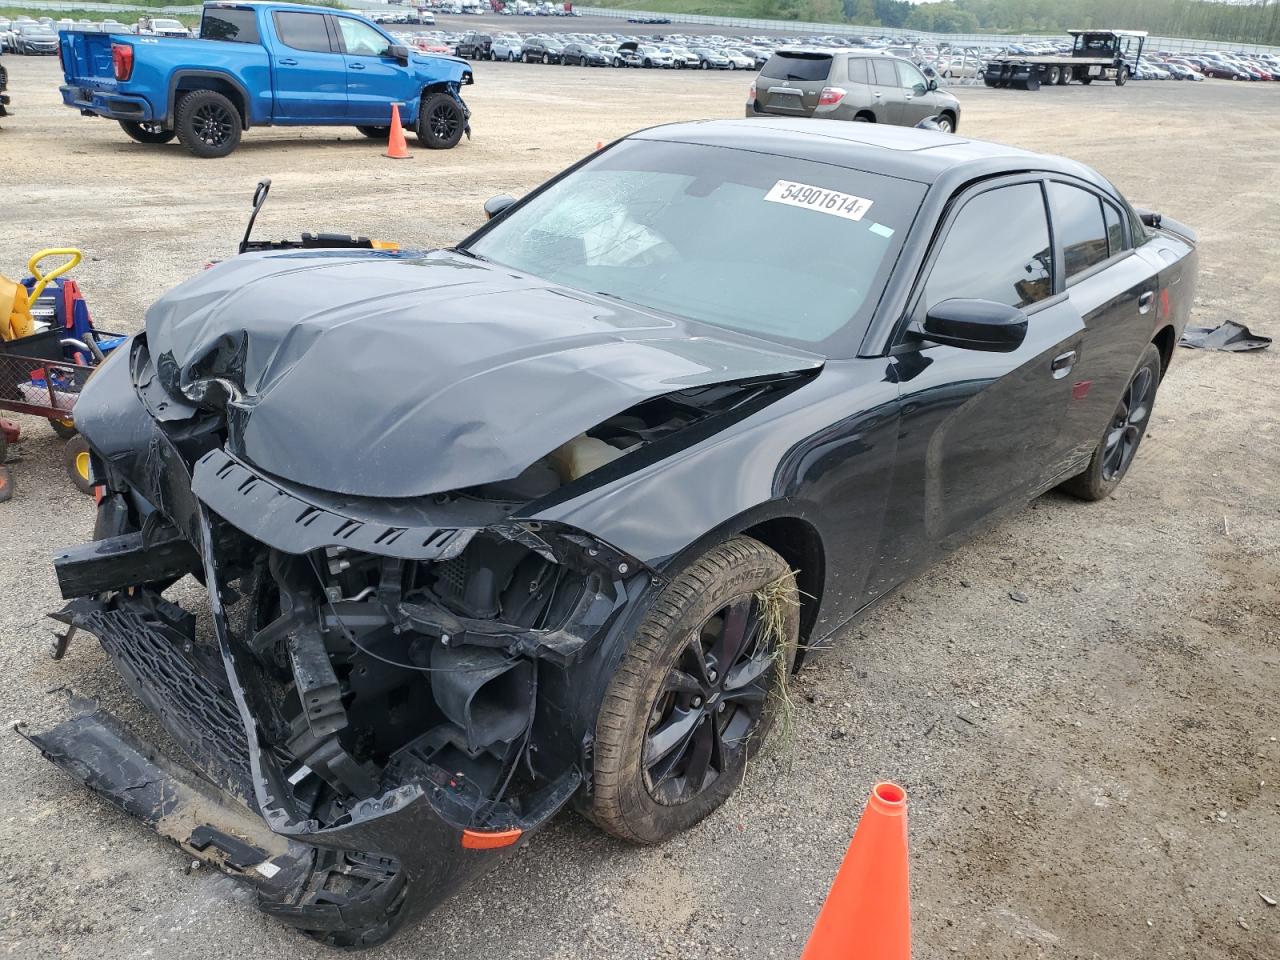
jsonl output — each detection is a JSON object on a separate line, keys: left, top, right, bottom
{"left": 416, "top": 91, "right": 464, "bottom": 149}
{"left": 355, "top": 125, "right": 389, "bottom": 139}
{"left": 1047, "top": 66, "right": 1061, "bottom": 85}
{"left": 586, "top": 536, "right": 799, "bottom": 845}
{"left": 1115, "top": 67, "right": 1130, "bottom": 86}
{"left": 174, "top": 89, "right": 241, "bottom": 158}
{"left": 1059, "top": 344, "right": 1162, "bottom": 501}
{"left": 118, "top": 120, "right": 176, "bottom": 144}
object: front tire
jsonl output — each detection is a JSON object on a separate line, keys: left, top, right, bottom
{"left": 416, "top": 91, "right": 464, "bottom": 149}
{"left": 586, "top": 537, "right": 799, "bottom": 844}
{"left": 1059, "top": 343, "right": 1162, "bottom": 501}
{"left": 174, "top": 89, "right": 241, "bottom": 158}
{"left": 118, "top": 120, "right": 176, "bottom": 144}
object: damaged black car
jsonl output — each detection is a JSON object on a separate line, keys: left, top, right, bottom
{"left": 23, "top": 118, "right": 1198, "bottom": 947}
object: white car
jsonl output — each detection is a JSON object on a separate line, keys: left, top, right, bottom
{"left": 491, "top": 33, "right": 523, "bottom": 61}
{"left": 722, "top": 48, "right": 757, "bottom": 71}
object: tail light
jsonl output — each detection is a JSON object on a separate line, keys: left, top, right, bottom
{"left": 748, "top": 82, "right": 756, "bottom": 101}
{"left": 111, "top": 42, "right": 133, "bottom": 82}
{"left": 818, "top": 86, "right": 847, "bottom": 106}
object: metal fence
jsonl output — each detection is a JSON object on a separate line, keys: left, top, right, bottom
{"left": 576, "top": 5, "right": 1280, "bottom": 57}
{"left": 12, "top": 0, "right": 1280, "bottom": 57}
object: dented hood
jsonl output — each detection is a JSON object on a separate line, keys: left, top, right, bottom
{"left": 145, "top": 249, "right": 824, "bottom": 498}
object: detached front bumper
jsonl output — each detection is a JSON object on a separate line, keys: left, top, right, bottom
{"left": 60, "top": 83, "right": 155, "bottom": 121}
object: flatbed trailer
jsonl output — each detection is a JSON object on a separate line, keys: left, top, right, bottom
{"left": 984, "top": 29, "right": 1146, "bottom": 90}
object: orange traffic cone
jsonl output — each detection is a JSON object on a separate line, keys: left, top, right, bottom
{"left": 596, "top": 140, "right": 603, "bottom": 150}
{"left": 385, "top": 104, "right": 410, "bottom": 160}
{"left": 802, "top": 782, "right": 911, "bottom": 960}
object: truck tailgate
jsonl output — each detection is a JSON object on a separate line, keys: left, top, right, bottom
{"left": 61, "top": 31, "right": 119, "bottom": 88}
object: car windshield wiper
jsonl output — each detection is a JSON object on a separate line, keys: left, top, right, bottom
{"left": 450, "top": 246, "right": 489, "bottom": 263}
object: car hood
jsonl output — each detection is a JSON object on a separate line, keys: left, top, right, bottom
{"left": 144, "top": 249, "right": 824, "bottom": 499}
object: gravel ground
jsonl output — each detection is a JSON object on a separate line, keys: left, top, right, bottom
{"left": 0, "top": 59, "right": 1277, "bottom": 960}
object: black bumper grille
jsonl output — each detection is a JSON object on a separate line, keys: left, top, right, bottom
{"left": 71, "top": 600, "right": 255, "bottom": 802}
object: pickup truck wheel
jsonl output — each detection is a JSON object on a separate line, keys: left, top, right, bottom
{"left": 118, "top": 120, "right": 176, "bottom": 144}
{"left": 175, "top": 89, "right": 241, "bottom": 158}
{"left": 416, "top": 92, "right": 464, "bottom": 149}
{"left": 586, "top": 536, "right": 799, "bottom": 844}
{"left": 355, "top": 125, "right": 389, "bottom": 139}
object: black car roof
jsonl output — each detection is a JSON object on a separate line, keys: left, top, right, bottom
{"left": 632, "top": 118, "right": 1114, "bottom": 194}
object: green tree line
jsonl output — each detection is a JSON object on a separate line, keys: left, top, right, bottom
{"left": 644, "top": 0, "right": 1280, "bottom": 45}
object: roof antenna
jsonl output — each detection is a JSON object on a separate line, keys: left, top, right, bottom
{"left": 239, "top": 178, "right": 271, "bottom": 255}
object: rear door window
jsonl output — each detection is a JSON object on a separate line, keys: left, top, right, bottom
{"left": 274, "top": 11, "right": 332, "bottom": 53}
{"left": 1048, "top": 182, "right": 1111, "bottom": 279}
{"left": 201, "top": 7, "right": 260, "bottom": 43}
{"left": 871, "top": 59, "right": 897, "bottom": 86}
{"left": 761, "top": 51, "right": 832, "bottom": 82}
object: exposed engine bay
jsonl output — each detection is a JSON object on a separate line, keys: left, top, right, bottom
{"left": 25, "top": 250, "right": 819, "bottom": 944}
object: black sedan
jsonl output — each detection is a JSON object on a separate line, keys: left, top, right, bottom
{"left": 27, "top": 120, "right": 1197, "bottom": 948}
{"left": 520, "top": 36, "right": 563, "bottom": 64}
{"left": 560, "top": 42, "right": 608, "bottom": 67}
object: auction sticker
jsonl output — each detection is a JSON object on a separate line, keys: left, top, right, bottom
{"left": 764, "top": 180, "right": 873, "bottom": 222}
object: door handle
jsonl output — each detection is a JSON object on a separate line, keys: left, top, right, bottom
{"left": 349, "top": 62, "right": 366, "bottom": 70}
{"left": 1138, "top": 290, "right": 1156, "bottom": 314}
{"left": 1051, "top": 350, "right": 1076, "bottom": 379}
{"left": 278, "top": 58, "right": 298, "bottom": 66}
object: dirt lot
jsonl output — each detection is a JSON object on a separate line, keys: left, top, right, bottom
{"left": 0, "top": 57, "right": 1277, "bottom": 960}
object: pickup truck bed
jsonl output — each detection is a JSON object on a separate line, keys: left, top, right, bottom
{"left": 59, "top": 1, "right": 473, "bottom": 157}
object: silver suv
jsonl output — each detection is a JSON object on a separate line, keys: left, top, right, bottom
{"left": 747, "top": 49, "right": 961, "bottom": 132}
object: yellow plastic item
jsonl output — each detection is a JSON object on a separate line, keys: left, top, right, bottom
{"left": 371, "top": 240, "right": 400, "bottom": 251}
{"left": 27, "top": 248, "right": 82, "bottom": 304}
{"left": 0, "top": 274, "right": 34, "bottom": 342}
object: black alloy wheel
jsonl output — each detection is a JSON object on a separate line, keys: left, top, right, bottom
{"left": 1101, "top": 363, "right": 1155, "bottom": 482}
{"left": 643, "top": 594, "right": 775, "bottom": 805}
{"left": 417, "top": 91, "right": 464, "bottom": 149}
{"left": 175, "top": 89, "right": 241, "bottom": 158}
{"left": 1060, "top": 343, "right": 1162, "bottom": 501}
{"left": 586, "top": 536, "right": 799, "bottom": 844}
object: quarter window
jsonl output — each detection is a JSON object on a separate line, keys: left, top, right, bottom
{"left": 1102, "top": 200, "right": 1126, "bottom": 256}
{"left": 338, "top": 17, "right": 389, "bottom": 57}
{"left": 273, "top": 11, "right": 331, "bottom": 53}
{"left": 1048, "top": 182, "right": 1111, "bottom": 279}
{"left": 925, "top": 183, "right": 1053, "bottom": 310}
{"left": 847, "top": 57, "right": 870, "bottom": 84}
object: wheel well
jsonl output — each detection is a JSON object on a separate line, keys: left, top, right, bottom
{"left": 854, "top": 110, "right": 876, "bottom": 122}
{"left": 741, "top": 517, "right": 825, "bottom": 650}
{"left": 1152, "top": 324, "right": 1176, "bottom": 377}
{"left": 940, "top": 109, "right": 957, "bottom": 128}
{"left": 173, "top": 76, "right": 247, "bottom": 129}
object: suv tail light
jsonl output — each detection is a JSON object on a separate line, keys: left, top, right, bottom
{"left": 818, "top": 86, "right": 847, "bottom": 106}
{"left": 111, "top": 42, "right": 133, "bottom": 82}
{"left": 748, "top": 82, "right": 756, "bottom": 101}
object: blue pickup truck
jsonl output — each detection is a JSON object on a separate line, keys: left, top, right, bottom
{"left": 58, "top": 1, "right": 474, "bottom": 157}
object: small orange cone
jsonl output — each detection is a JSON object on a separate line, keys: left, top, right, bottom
{"left": 385, "top": 104, "right": 410, "bottom": 160}
{"left": 802, "top": 782, "right": 911, "bottom": 960}
{"left": 596, "top": 140, "right": 603, "bottom": 150}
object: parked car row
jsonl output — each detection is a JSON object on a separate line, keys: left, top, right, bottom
{"left": 0, "top": 15, "right": 191, "bottom": 52}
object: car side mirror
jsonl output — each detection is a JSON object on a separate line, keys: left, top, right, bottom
{"left": 918, "top": 299, "right": 1028, "bottom": 352}
{"left": 927, "top": 78, "right": 938, "bottom": 91}
{"left": 483, "top": 194, "right": 517, "bottom": 220}
{"left": 388, "top": 43, "right": 410, "bottom": 65}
